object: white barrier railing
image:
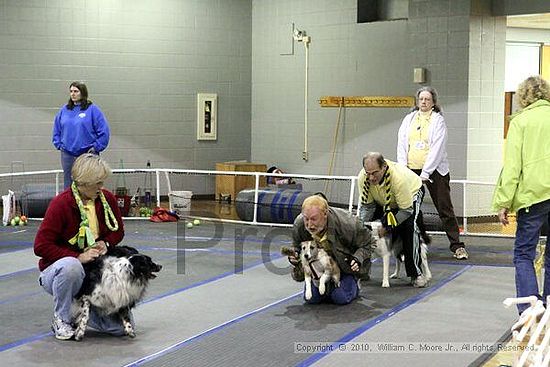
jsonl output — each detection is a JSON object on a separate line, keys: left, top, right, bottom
{"left": 453, "top": 179, "right": 498, "bottom": 235}
{"left": 0, "top": 168, "right": 502, "bottom": 235}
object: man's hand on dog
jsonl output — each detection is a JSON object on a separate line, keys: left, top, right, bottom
{"left": 350, "top": 259, "right": 360, "bottom": 272}
{"left": 288, "top": 254, "right": 299, "bottom": 267}
{"left": 281, "top": 246, "right": 300, "bottom": 267}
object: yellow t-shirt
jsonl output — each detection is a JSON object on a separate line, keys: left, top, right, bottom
{"left": 83, "top": 201, "right": 99, "bottom": 241}
{"left": 407, "top": 111, "right": 432, "bottom": 169}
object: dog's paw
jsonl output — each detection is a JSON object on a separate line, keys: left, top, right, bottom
{"left": 305, "top": 290, "right": 313, "bottom": 300}
{"left": 318, "top": 283, "right": 326, "bottom": 295}
{"left": 74, "top": 328, "right": 85, "bottom": 341}
{"left": 381, "top": 280, "right": 390, "bottom": 288}
{"left": 122, "top": 318, "right": 135, "bottom": 338}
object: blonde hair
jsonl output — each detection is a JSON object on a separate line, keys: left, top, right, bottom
{"left": 516, "top": 76, "right": 550, "bottom": 108}
{"left": 302, "top": 195, "right": 329, "bottom": 212}
{"left": 71, "top": 153, "right": 111, "bottom": 185}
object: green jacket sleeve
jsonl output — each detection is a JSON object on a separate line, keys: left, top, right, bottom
{"left": 492, "top": 118, "right": 523, "bottom": 212}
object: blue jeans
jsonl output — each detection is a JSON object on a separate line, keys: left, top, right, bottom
{"left": 304, "top": 273, "right": 359, "bottom": 305}
{"left": 60, "top": 151, "right": 77, "bottom": 189}
{"left": 514, "top": 199, "right": 550, "bottom": 313}
{"left": 39, "top": 257, "right": 133, "bottom": 335}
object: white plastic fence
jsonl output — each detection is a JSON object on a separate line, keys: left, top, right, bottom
{"left": 0, "top": 168, "right": 501, "bottom": 236}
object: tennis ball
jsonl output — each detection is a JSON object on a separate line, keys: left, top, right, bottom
{"left": 14, "top": 216, "right": 20, "bottom": 225}
{"left": 10, "top": 218, "right": 16, "bottom": 226}
{"left": 186, "top": 222, "right": 194, "bottom": 229}
{"left": 193, "top": 219, "right": 201, "bottom": 226}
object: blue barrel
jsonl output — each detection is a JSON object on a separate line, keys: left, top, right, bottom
{"left": 21, "top": 183, "right": 57, "bottom": 218}
{"left": 235, "top": 189, "right": 312, "bottom": 224}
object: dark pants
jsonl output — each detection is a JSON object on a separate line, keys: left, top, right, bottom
{"left": 371, "top": 191, "right": 424, "bottom": 278}
{"left": 392, "top": 212, "right": 423, "bottom": 278}
{"left": 413, "top": 169, "right": 465, "bottom": 252}
{"left": 514, "top": 199, "right": 550, "bottom": 313}
{"left": 304, "top": 273, "right": 359, "bottom": 305}
{"left": 60, "top": 150, "right": 77, "bottom": 189}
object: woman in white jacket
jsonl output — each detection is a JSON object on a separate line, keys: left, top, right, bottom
{"left": 397, "top": 86, "right": 468, "bottom": 260}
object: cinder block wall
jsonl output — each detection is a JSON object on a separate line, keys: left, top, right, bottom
{"left": 250, "top": 0, "right": 547, "bottom": 214}
{"left": 251, "top": 0, "right": 499, "bottom": 209}
{"left": 251, "top": 0, "right": 413, "bottom": 205}
{"left": 0, "top": 0, "right": 252, "bottom": 181}
{"left": 1, "top": 0, "right": 548, "bottom": 209}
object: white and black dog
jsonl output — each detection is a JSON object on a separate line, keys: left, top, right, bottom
{"left": 72, "top": 245, "right": 162, "bottom": 341}
{"left": 366, "top": 221, "right": 431, "bottom": 288}
{"left": 299, "top": 240, "right": 341, "bottom": 300}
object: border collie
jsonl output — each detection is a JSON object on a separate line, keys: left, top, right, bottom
{"left": 72, "top": 245, "right": 162, "bottom": 341}
{"left": 366, "top": 221, "right": 431, "bottom": 288}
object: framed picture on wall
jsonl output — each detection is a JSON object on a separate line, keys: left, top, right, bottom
{"left": 197, "top": 93, "right": 217, "bottom": 140}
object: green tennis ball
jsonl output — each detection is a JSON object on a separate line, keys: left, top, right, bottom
{"left": 186, "top": 222, "right": 194, "bottom": 229}
{"left": 193, "top": 219, "right": 201, "bottom": 226}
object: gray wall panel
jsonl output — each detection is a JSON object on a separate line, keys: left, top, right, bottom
{"left": 0, "top": 0, "right": 252, "bottom": 185}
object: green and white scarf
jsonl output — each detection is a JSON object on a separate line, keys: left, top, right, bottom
{"left": 361, "top": 165, "right": 398, "bottom": 227}
{"left": 69, "top": 181, "right": 118, "bottom": 250}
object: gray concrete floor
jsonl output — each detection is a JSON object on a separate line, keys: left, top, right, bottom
{"left": 0, "top": 220, "right": 517, "bottom": 367}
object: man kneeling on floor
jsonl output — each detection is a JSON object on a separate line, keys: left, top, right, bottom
{"left": 287, "top": 194, "right": 376, "bottom": 304}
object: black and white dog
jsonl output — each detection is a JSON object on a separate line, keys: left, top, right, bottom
{"left": 366, "top": 221, "right": 431, "bottom": 288}
{"left": 72, "top": 245, "right": 162, "bottom": 341}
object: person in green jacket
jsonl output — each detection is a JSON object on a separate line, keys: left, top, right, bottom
{"left": 492, "top": 75, "right": 550, "bottom": 313}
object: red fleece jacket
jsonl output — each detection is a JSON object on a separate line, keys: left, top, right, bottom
{"left": 34, "top": 187, "right": 125, "bottom": 271}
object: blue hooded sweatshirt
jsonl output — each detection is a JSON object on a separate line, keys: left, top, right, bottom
{"left": 52, "top": 103, "right": 110, "bottom": 156}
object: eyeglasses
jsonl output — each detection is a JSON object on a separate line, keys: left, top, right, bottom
{"left": 365, "top": 169, "right": 383, "bottom": 176}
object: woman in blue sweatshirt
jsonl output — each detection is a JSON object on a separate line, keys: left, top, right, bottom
{"left": 52, "top": 82, "right": 110, "bottom": 189}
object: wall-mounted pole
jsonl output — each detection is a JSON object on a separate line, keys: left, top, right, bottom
{"left": 293, "top": 27, "right": 311, "bottom": 161}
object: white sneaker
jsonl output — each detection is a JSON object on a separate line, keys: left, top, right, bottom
{"left": 412, "top": 275, "right": 427, "bottom": 288}
{"left": 454, "top": 247, "right": 469, "bottom": 260}
{"left": 51, "top": 314, "right": 74, "bottom": 340}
